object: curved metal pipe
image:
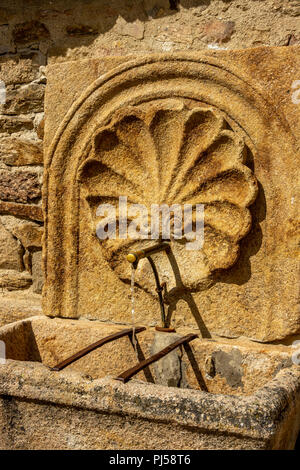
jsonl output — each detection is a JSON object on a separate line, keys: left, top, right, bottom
{"left": 127, "top": 242, "right": 170, "bottom": 328}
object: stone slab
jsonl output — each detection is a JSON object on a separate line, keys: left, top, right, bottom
{"left": 43, "top": 47, "right": 300, "bottom": 342}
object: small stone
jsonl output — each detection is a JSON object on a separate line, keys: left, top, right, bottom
{"left": 23, "top": 249, "right": 31, "bottom": 273}
{"left": 32, "top": 250, "right": 43, "bottom": 294}
{"left": 0, "top": 169, "right": 41, "bottom": 203}
{"left": 0, "top": 201, "right": 43, "bottom": 222}
{"left": 0, "top": 83, "right": 45, "bottom": 115}
{"left": 150, "top": 333, "right": 185, "bottom": 388}
{"left": 11, "top": 223, "right": 43, "bottom": 249}
{"left": 203, "top": 20, "right": 235, "bottom": 43}
{"left": 0, "top": 269, "right": 32, "bottom": 290}
{"left": 0, "top": 59, "right": 39, "bottom": 85}
{"left": 0, "top": 115, "right": 34, "bottom": 134}
{"left": 288, "top": 35, "right": 300, "bottom": 46}
{"left": 0, "top": 137, "right": 43, "bottom": 166}
{"left": 116, "top": 19, "right": 145, "bottom": 40}
{"left": 33, "top": 113, "right": 44, "bottom": 139}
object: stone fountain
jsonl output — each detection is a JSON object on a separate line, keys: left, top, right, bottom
{"left": 0, "top": 47, "right": 299, "bottom": 450}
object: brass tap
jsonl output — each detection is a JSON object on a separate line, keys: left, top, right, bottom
{"left": 127, "top": 241, "right": 170, "bottom": 267}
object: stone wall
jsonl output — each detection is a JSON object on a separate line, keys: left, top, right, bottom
{"left": 0, "top": 0, "right": 299, "bottom": 316}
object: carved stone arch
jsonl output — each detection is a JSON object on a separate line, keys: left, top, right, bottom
{"left": 43, "top": 53, "right": 297, "bottom": 331}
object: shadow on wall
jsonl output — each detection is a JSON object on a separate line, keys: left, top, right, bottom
{"left": 0, "top": 0, "right": 211, "bottom": 63}
{"left": 214, "top": 146, "right": 266, "bottom": 286}
{"left": 162, "top": 146, "right": 266, "bottom": 336}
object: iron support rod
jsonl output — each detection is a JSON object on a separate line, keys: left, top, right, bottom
{"left": 50, "top": 326, "right": 146, "bottom": 371}
{"left": 115, "top": 333, "right": 198, "bottom": 383}
{"left": 147, "top": 256, "right": 166, "bottom": 327}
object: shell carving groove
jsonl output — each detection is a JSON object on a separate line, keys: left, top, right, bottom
{"left": 78, "top": 104, "right": 258, "bottom": 292}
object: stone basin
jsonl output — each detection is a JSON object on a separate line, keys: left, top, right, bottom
{"left": 0, "top": 316, "right": 299, "bottom": 449}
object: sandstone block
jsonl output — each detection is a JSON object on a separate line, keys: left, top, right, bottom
{"left": 115, "top": 18, "right": 145, "bottom": 39}
{"left": 0, "top": 269, "right": 31, "bottom": 290}
{"left": 0, "top": 169, "right": 41, "bottom": 203}
{"left": 0, "top": 201, "right": 43, "bottom": 222}
{"left": 0, "top": 292, "right": 42, "bottom": 327}
{"left": 0, "top": 59, "right": 40, "bottom": 85}
{"left": 0, "top": 137, "right": 43, "bottom": 166}
{"left": 0, "top": 115, "right": 34, "bottom": 134}
{"left": 11, "top": 223, "right": 43, "bottom": 249}
{"left": 43, "top": 48, "right": 300, "bottom": 342}
{"left": 0, "top": 83, "right": 45, "bottom": 115}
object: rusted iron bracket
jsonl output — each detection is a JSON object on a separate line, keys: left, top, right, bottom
{"left": 50, "top": 326, "right": 146, "bottom": 371}
{"left": 115, "top": 333, "right": 198, "bottom": 383}
{"left": 127, "top": 242, "right": 171, "bottom": 329}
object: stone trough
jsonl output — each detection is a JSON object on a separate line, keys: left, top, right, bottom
{"left": 0, "top": 316, "right": 299, "bottom": 449}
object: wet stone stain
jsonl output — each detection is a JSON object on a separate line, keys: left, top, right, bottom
{"left": 208, "top": 348, "right": 244, "bottom": 389}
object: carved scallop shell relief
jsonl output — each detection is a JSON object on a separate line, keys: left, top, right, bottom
{"left": 78, "top": 102, "right": 258, "bottom": 293}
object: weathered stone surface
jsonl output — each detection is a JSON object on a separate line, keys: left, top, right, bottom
{"left": 0, "top": 270, "right": 31, "bottom": 290}
{"left": 0, "top": 83, "right": 45, "bottom": 115}
{"left": 11, "top": 223, "right": 43, "bottom": 249}
{"left": 0, "top": 201, "right": 43, "bottom": 222}
{"left": 0, "top": 25, "right": 14, "bottom": 55}
{"left": 0, "top": 137, "right": 43, "bottom": 166}
{"left": 115, "top": 18, "right": 145, "bottom": 39}
{"left": 0, "top": 216, "right": 43, "bottom": 270}
{"left": 203, "top": 20, "right": 235, "bottom": 43}
{"left": 0, "top": 59, "right": 39, "bottom": 85}
{"left": 0, "top": 317, "right": 299, "bottom": 449}
{"left": 0, "top": 221, "right": 23, "bottom": 270}
{"left": 31, "top": 251, "right": 44, "bottom": 294}
{"left": 0, "top": 169, "right": 41, "bottom": 203}
{"left": 150, "top": 332, "right": 185, "bottom": 388}
{"left": 12, "top": 21, "right": 50, "bottom": 45}
{"left": 288, "top": 34, "right": 300, "bottom": 45}
{"left": 23, "top": 249, "right": 31, "bottom": 273}
{"left": 43, "top": 48, "right": 300, "bottom": 342}
{"left": 0, "top": 292, "right": 42, "bottom": 327}
{"left": 0, "top": 115, "right": 34, "bottom": 134}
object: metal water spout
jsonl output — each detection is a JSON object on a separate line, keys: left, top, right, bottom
{"left": 127, "top": 241, "right": 174, "bottom": 331}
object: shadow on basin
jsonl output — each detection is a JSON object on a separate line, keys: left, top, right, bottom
{"left": 1, "top": 321, "right": 41, "bottom": 362}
